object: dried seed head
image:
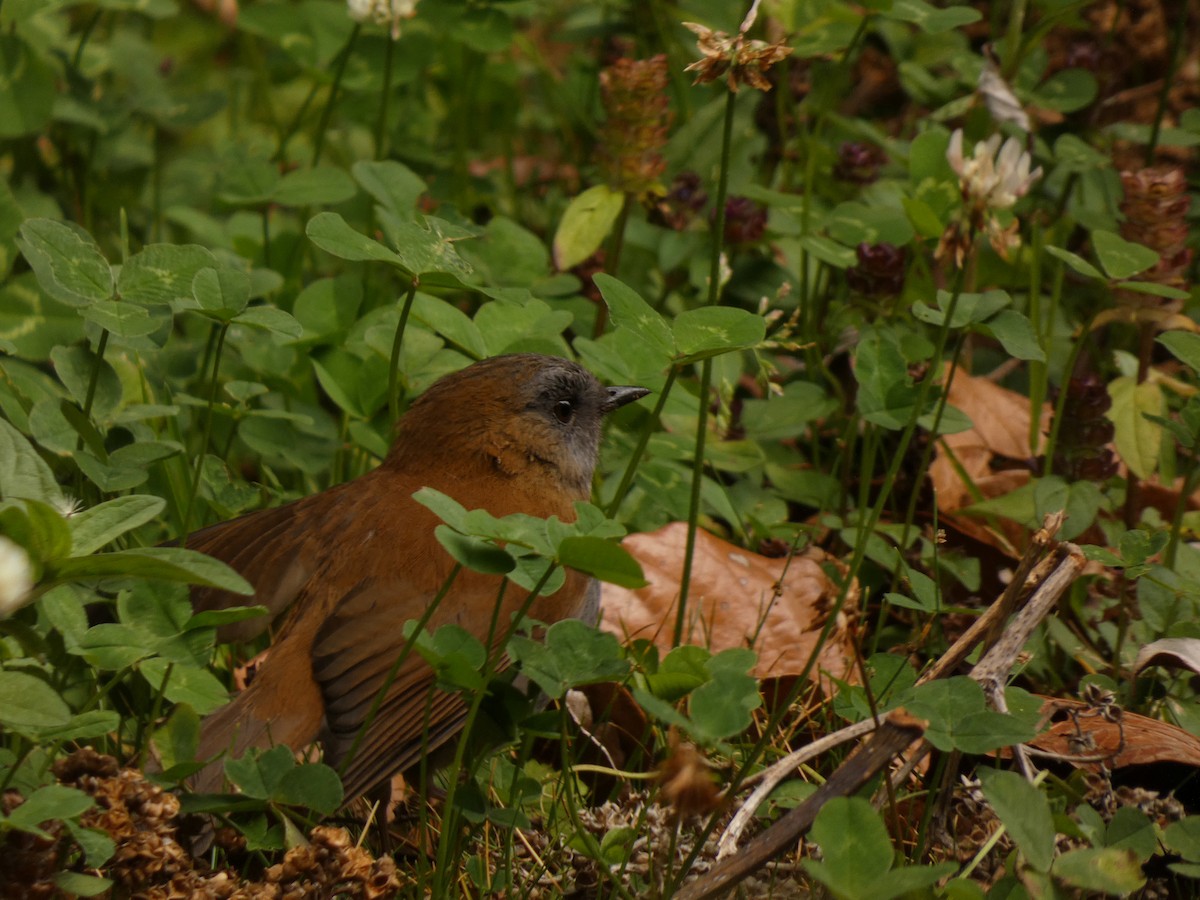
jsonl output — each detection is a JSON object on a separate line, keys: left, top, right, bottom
{"left": 599, "top": 55, "right": 672, "bottom": 200}
{"left": 683, "top": 22, "right": 791, "bottom": 93}
{"left": 1116, "top": 165, "right": 1193, "bottom": 312}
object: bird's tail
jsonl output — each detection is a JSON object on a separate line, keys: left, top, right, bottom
{"left": 190, "top": 680, "right": 322, "bottom": 794}
{"left": 190, "top": 692, "right": 266, "bottom": 794}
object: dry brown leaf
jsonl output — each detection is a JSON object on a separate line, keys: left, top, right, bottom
{"left": 1133, "top": 637, "right": 1200, "bottom": 677}
{"left": 599, "top": 522, "right": 857, "bottom": 687}
{"left": 1032, "top": 697, "right": 1200, "bottom": 769}
{"left": 930, "top": 373, "right": 1050, "bottom": 554}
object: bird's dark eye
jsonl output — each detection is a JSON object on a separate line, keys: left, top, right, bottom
{"left": 553, "top": 399, "right": 575, "bottom": 424}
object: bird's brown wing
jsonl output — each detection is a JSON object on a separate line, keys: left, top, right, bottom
{"left": 308, "top": 577, "right": 472, "bottom": 800}
{"left": 187, "top": 502, "right": 314, "bottom": 642}
{"left": 187, "top": 475, "right": 374, "bottom": 642}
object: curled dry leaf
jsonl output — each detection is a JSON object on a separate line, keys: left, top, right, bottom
{"left": 1031, "top": 697, "right": 1200, "bottom": 769}
{"left": 599, "top": 522, "right": 857, "bottom": 687}
{"left": 1133, "top": 637, "right": 1200, "bottom": 677}
{"left": 930, "top": 372, "right": 1049, "bottom": 554}
{"left": 932, "top": 373, "right": 1200, "bottom": 551}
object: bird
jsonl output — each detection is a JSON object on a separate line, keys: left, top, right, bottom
{"left": 185, "top": 353, "right": 648, "bottom": 801}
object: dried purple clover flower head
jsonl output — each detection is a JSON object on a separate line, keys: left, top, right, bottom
{"left": 834, "top": 142, "right": 885, "bottom": 185}
{"left": 718, "top": 196, "right": 768, "bottom": 245}
{"left": 649, "top": 171, "right": 709, "bottom": 231}
{"left": 847, "top": 242, "right": 906, "bottom": 296}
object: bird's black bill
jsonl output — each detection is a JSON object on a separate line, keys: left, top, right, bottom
{"left": 603, "top": 385, "right": 650, "bottom": 413}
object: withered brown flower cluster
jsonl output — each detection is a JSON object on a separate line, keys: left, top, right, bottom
{"left": 682, "top": 21, "right": 792, "bottom": 93}
{"left": 599, "top": 55, "right": 673, "bottom": 200}
{"left": 0, "top": 747, "right": 401, "bottom": 899}
{"left": 1117, "top": 166, "right": 1193, "bottom": 313}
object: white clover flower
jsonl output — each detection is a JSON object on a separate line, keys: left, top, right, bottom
{"left": 947, "top": 129, "right": 1042, "bottom": 212}
{"left": 347, "top": 0, "right": 417, "bottom": 40}
{"left": 0, "top": 536, "right": 34, "bottom": 619}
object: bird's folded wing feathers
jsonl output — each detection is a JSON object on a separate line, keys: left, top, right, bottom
{"left": 308, "top": 576, "right": 494, "bottom": 799}
{"left": 188, "top": 502, "right": 312, "bottom": 641}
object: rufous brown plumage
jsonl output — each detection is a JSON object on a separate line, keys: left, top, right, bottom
{"left": 186, "top": 354, "right": 647, "bottom": 800}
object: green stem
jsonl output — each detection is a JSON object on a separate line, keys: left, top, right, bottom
{"left": 891, "top": 246, "right": 973, "bottom": 558}
{"left": 375, "top": 34, "right": 396, "bottom": 159}
{"left": 1165, "top": 454, "right": 1200, "bottom": 569}
{"left": 594, "top": 193, "right": 633, "bottom": 338}
{"left": 181, "top": 321, "right": 230, "bottom": 539}
{"left": 81, "top": 329, "right": 110, "bottom": 426}
{"left": 604, "top": 366, "right": 677, "bottom": 517}
{"left": 138, "top": 662, "right": 173, "bottom": 769}
{"left": 1145, "top": 9, "right": 1187, "bottom": 164}
{"left": 273, "top": 79, "right": 320, "bottom": 164}
{"left": 152, "top": 126, "right": 164, "bottom": 243}
{"left": 675, "top": 359, "right": 712, "bottom": 648}
{"left": 312, "top": 24, "right": 361, "bottom": 167}
{"left": 675, "top": 83, "right": 738, "bottom": 646}
{"left": 71, "top": 10, "right": 103, "bottom": 72}
{"left": 1042, "top": 314, "right": 1093, "bottom": 478}
{"left": 260, "top": 206, "right": 271, "bottom": 270}
{"left": 1000, "top": 0, "right": 1028, "bottom": 78}
{"left": 388, "top": 278, "right": 419, "bottom": 426}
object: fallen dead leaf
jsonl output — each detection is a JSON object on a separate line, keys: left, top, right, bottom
{"left": 1134, "top": 637, "right": 1200, "bottom": 678}
{"left": 1031, "top": 697, "right": 1200, "bottom": 769}
{"left": 930, "top": 373, "right": 1050, "bottom": 554}
{"left": 599, "top": 522, "right": 857, "bottom": 689}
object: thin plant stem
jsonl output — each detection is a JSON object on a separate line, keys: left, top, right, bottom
{"left": 675, "top": 81, "right": 737, "bottom": 646}
{"left": 375, "top": 34, "right": 395, "bottom": 159}
{"left": 80, "top": 329, "right": 110, "bottom": 426}
{"left": 1145, "top": 9, "right": 1187, "bottom": 164}
{"left": 675, "top": 358, "right": 713, "bottom": 647}
{"left": 604, "top": 365, "right": 677, "bottom": 517}
{"left": 1027, "top": 219, "right": 1047, "bottom": 453}
{"left": 594, "top": 193, "right": 633, "bottom": 338}
{"left": 274, "top": 79, "right": 320, "bottom": 163}
{"left": 261, "top": 206, "right": 271, "bottom": 269}
{"left": 1000, "top": 0, "right": 1028, "bottom": 78}
{"left": 312, "top": 24, "right": 361, "bottom": 167}
{"left": 388, "top": 278, "right": 419, "bottom": 426}
{"left": 181, "top": 321, "right": 230, "bottom": 539}
{"left": 1165, "top": 453, "right": 1200, "bottom": 569}
{"left": 337, "top": 562, "right": 463, "bottom": 781}
{"left": 71, "top": 9, "right": 103, "bottom": 72}
{"left": 897, "top": 267, "right": 971, "bottom": 550}
{"left": 152, "top": 127, "right": 164, "bottom": 243}
{"left": 1042, "top": 313, "right": 1094, "bottom": 477}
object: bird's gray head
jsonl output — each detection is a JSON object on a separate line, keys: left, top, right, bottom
{"left": 391, "top": 354, "right": 648, "bottom": 496}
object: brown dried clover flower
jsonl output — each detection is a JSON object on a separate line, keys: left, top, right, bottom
{"left": 658, "top": 729, "right": 722, "bottom": 819}
{"left": 1117, "top": 165, "right": 1193, "bottom": 312}
{"left": 265, "top": 825, "right": 400, "bottom": 898}
{"left": 683, "top": 21, "right": 792, "bottom": 93}
{"left": 599, "top": 54, "right": 673, "bottom": 200}
{"left": 47, "top": 747, "right": 401, "bottom": 899}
